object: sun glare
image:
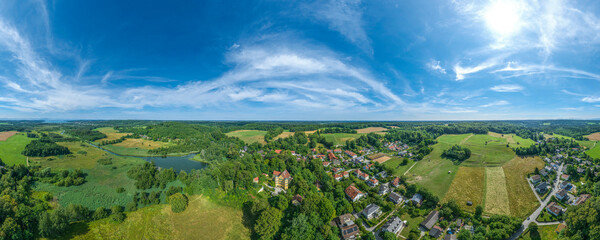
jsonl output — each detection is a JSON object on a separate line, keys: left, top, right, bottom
{"left": 483, "top": 1, "right": 522, "bottom": 37}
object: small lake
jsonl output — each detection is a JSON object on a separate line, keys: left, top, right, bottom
{"left": 89, "top": 144, "right": 207, "bottom": 172}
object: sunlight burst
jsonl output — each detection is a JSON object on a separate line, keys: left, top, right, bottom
{"left": 483, "top": 0, "right": 523, "bottom": 37}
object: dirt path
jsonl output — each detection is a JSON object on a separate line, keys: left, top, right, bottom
{"left": 460, "top": 134, "right": 474, "bottom": 144}
{"left": 403, "top": 162, "right": 418, "bottom": 175}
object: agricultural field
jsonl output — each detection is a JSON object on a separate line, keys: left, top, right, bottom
{"left": 483, "top": 167, "right": 511, "bottom": 215}
{"left": 94, "top": 127, "right": 129, "bottom": 143}
{"left": 0, "top": 131, "right": 18, "bottom": 141}
{"left": 503, "top": 157, "right": 545, "bottom": 218}
{"left": 460, "top": 134, "right": 516, "bottom": 167}
{"left": 225, "top": 130, "right": 267, "bottom": 144}
{"left": 64, "top": 195, "right": 250, "bottom": 240}
{"left": 0, "top": 133, "right": 33, "bottom": 165}
{"left": 585, "top": 132, "right": 600, "bottom": 141}
{"left": 356, "top": 127, "right": 387, "bottom": 134}
{"left": 443, "top": 167, "right": 485, "bottom": 213}
{"left": 382, "top": 157, "right": 415, "bottom": 176}
{"left": 488, "top": 132, "right": 535, "bottom": 148}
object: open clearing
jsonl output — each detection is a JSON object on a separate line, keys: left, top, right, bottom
{"left": 406, "top": 134, "right": 469, "bottom": 197}
{"left": 94, "top": 127, "right": 129, "bottom": 143}
{"left": 113, "top": 138, "right": 169, "bottom": 150}
{"left": 503, "top": 156, "right": 545, "bottom": 217}
{"left": 460, "top": 134, "right": 516, "bottom": 167}
{"left": 226, "top": 130, "right": 267, "bottom": 144}
{"left": 586, "top": 144, "right": 600, "bottom": 159}
{"left": 521, "top": 224, "right": 560, "bottom": 240}
{"left": 0, "top": 131, "right": 18, "bottom": 141}
{"left": 64, "top": 195, "right": 250, "bottom": 240}
{"left": 484, "top": 167, "right": 511, "bottom": 215}
{"left": 374, "top": 156, "right": 391, "bottom": 163}
{"left": 274, "top": 130, "right": 295, "bottom": 140}
{"left": 322, "top": 133, "right": 365, "bottom": 146}
{"left": 0, "top": 133, "right": 33, "bottom": 165}
{"left": 356, "top": 127, "right": 387, "bottom": 134}
{"left": 443, "top": 167, "right": 485, "bottom": 213}
{"left": 383, "top": 157, "right": 415, "bottom": 176}
{"left": 30, "top": 142, "right": 111, "bottom": 169}
{"left": 488, "top": 132, "right": 535, "bottom": 148}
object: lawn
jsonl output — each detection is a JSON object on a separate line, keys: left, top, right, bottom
{"left": 398, "top": 212, "right": 425, "bottom": 239}
{"left": 383, "top": 157, "right": 415, "bottom": 176}
{"left": 521, "top": 224, "right": 561, "bottom": 240}
{"left": 484, "top": 167, "right": 511, "bottom": 216}
{"left": 406, "top": 134, "right": 470, "bottom": 198}
{"left": 63, "top": 195, "right": 250, "bottom": 240}
{"left": 443, "top": 167, "right": 485, "bottom": 213}
{"left": 0, "top": 133, "right": 33, "bottom": 166}
{"left": 460, "top": 134, "right": 516, "bottom": 167}
{"left": 503, "top": 157, "right": 545, "bottom": 218}
{"left": 226, "top": 130, "right": 267, "bottom": 144}
{"left": 94, "top": 127, "right": 129, "bottom": 143}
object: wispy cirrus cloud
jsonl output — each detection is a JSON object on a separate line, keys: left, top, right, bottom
{"left": 304, "top": 0, "right": 372, "bottom": 54}
{"left": 490, "top": 84, "right": 524, "bottom": 92}
{"left": 582, "top": 97, "right": 600, "bottom": 103}
{"left": 481, "top": 100, "right": 509, "bottom": 108}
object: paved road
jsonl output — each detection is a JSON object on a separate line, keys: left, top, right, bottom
{"left": 509, "top": 163, "right": 564, "bottom": 240}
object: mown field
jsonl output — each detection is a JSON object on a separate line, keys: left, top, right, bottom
{"left": 322, "top": 133, "right": 366, "bottom": 146}
{"left": 488, "top": 132, "right": 536, "bottom": 148}
{"left": 382, "top": 157, "right": 415, "bottom": 176}
{"left": 63, "top": 195, "right": 250, "bottom": 240}
{"left": 356, "top": 127, "right": 387, "bottom": 134}
{"left": 484, "top": 167, "right": 511, "bottom": 215}
{"left": 443, "top": 167, "right": 485, "bottom": 213}
{"left": 406, "top": 134, "right": 468, "bottom": 197}
{"left": 586, "top": 132, "right": 600, "bottom": 141}
{"left": 226, "top": 130, "right": 267, "bottom": 144}
{"left": 0, "top": 133, "right": 33, "bottom": 165}
{"left": 460, "top": 134, "right": 516, "bottom": 167}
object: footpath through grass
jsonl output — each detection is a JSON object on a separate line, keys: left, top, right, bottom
{"left": 0, "top": 133, "right": 33, "bottom": 166}
{"left": 63, "top": 195, "right": 251, "bottom": 240}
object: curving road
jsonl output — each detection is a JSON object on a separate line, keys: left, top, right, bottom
{"left": 509, "top": 163, "right": 564, "bottom": 240}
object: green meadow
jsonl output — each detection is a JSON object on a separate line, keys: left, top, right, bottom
{"left": 322, "top": 132, "right": 366, "bottom": 146}
{"left": 0, "top": 133, "right": 33, "bottom": 166}
{"left": 461, "top": 134, "right": 516, "bottom": 167}
{"left": 226, "top": 130, "right": 267, "bottom": 144}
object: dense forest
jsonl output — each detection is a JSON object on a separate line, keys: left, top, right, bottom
{"left": 22, "top": 139, "right": 71, "bottom": 157}
{"left": 442, "top": 145, "right": 472, "bottom": 162}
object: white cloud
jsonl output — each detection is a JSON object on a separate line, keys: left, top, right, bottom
{"left": 582, "top": 97, "right": 600, "bottom": 103}
{"left": 481, "top": 100, "right": 509, "bottom": 108}
{"left": 560, "top": 107, "right": 584, "bottom": 111}
{"left": 490, "top": 84, "right": 524, "bottom": 92}
{"left": 454, "top": 59, "right": 499, "bottom": 80}
{"left": 427, "top": 60, "right": 446, "bottom": 74}
{"left": 305, "top": 0, "right": 372, "bottom": 54}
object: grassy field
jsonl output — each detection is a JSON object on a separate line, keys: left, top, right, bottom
{"left": 274, "top": 130, "right": 294, "bottom": 140}
{"left": 503, "top": 157, "right": 545, "bottom": 218}
{"left": 226, "top": 130, "right": 267, "bottom": 144}
{"left": 29, "top": 142, "right": 111, "bottom": 169}
{"left": 0, "top": 133, "right": 33, "bottom": 165}
{"left": 443, "top": 167, "right": 485, "bottom": 212}
{"left": 585, "top": 144, "right": 600, "bottom": 159}
{"left": 63, "top": 195, "right": 250, "bottom": 240}
{"left": 383, "top": 157, "right": 415, "bottom": 176}
{"left": 406, "top": 134, "right": 469, "bottom": 197}
{"left": 113, "top": 138, "right": 170, "bottom": 149}
{"left": 94, "top": 127, "right": 129, "bottom": 143}
{"left": 521, "top": 224, "right": 561, "bottom": 240}
{"left": 488, "top": 132, "right": 536, "bottom": 148}
{"left": 544, "top": 134, "right": 574, "bottom": 140}
{"left": 322, "top": 133, "right": 365, "bottom": 146}
{"left": 484, "top": 167, "right": 511, "bottom": 215}
{"left": 577, "top": 140, "right": 596, "bottom": 149}
{"left": 461, "top": 134, "right": 516, "bottom": 167}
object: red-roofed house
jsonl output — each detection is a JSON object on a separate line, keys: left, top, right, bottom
{"left": 253, "top": 177, "right": 259, "bottom": 184}
{"left": 334, "top": 173, "right": 343, "bottom": 181}
{"left": 359, "top": 172, "right": 370, "bottom": 180}
{"left": 345, "top": 150, "right": 357, "bottom": 158}
{"left": 274, "top": 149, "right": 282, "bottom": 154}
{"left": 345, "top": 185, "right": 366, "bottom": 202}
{"left": 328, "top": 152, "right": 337, "bottom": 160}
{"left": 391, "top": 177, "right": 401, "bottom": 188}
{"left": 334, "top": 149, "right": 342, "bottom": 153}
{"left": 273, "top": 170, "right": 292, "bottom": 190}
{"left": 367, "top": 178, "right": 379, "bottom": 187}
{"left": 561, "top": 174, "right": 570, "bottom": 181}
{"left": 323, "top": 161, "right": 331, "bottom": 167}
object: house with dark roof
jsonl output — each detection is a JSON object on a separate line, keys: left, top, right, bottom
{"left": 556, "top": 189, "right": 568, "bottom": 201}
{"left": 429, "top": 225, "right": 444, "bottom": 238}
{"left": 560, "top": 181, "right": 572, "bottom": 190}
{"left": 388, "top": 192, "right": 404, "bottom": 204}
{"left": 273, "top": 170, "right": 292, "bottom": 190}
{"left": 420, "top": 210, "right": 439, "bottom": 230}
{"left": 546, "top": 202, "right": 565, "bottom": 216}
{"left": 337, "top": 213, "right": 360, "bottom": 240}
{"left": 345, "top": 185, "right": 366, "bottom": 202}
{"left": 292, "top": 194, "right": 303, "bottom": 206}
{"left": 410, "top": 193, "right": 423, "bottom": 205}
{"left": 536, "top": 182, "right": 549, "bottom": 194}
{"left": 362, "top": 204, "right": 382, "bottom": 220}
{"left": 540, "top": 168, "right": 548, "bottom": 177}
{"left": 381, "top": 216, "right": 404, "bottom": 235}
{"left": 444, "top": 234, "right": 457, "bottom": 240}
{"left": 531, "top": 175, "right": 541, "bottom": 184}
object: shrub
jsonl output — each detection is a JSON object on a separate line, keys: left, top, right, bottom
{"left": 92, "top": 207, "right": 109, "bottom": 220}
{"left": 168, "top": 193, "right": 188, "bottom": 213}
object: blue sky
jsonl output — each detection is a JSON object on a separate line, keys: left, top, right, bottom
{"left": 0, "top": 0, "right": 600, "bottom": 120}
